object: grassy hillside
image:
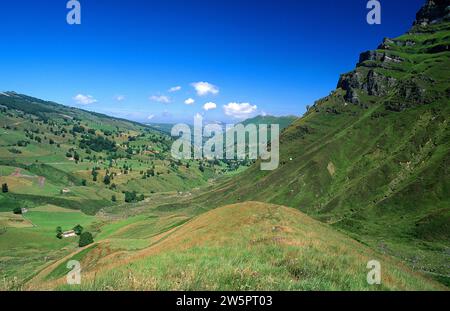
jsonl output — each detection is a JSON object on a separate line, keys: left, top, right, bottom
{"left": 0, "top": 92, "right": 263, "bottom": 288}
{"left": 0, "top": 92, "right": 237, "bottom": 214}
{"left": 27, "top": 202, "right": 444, "bottom": 291}
{"left": 185, "top": 8, "right": 450, "bottom": 285}
{"left": 0, "top": 92, "right": 228, "bottom": 288}
{"left": 1, "top": 0, "right": 448, "bottom": 291}
{"left": 240, "top": 115, "right": 297, "bottom": 131}
{"left": 149, "top": 115, "right": 297, "bottom": 135}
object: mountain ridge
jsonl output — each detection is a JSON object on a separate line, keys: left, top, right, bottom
{"left": 0, "top": 0, "right": 448, "bottom": 290}
{"left": 185, "top": 0, "right": 450, "bottom": 285}
{"left": 27, "top": 202, "right": 445, "bottom": 291}
{"left": 0, "top": 91, "right": 168, "bottom": 134}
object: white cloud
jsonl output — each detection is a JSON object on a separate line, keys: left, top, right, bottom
{"left": 223, "top": 102, "right": 257, "bottom": 119}
{"left": 150, "top": 95, "right": 171, "bottom": 104}
{"left": 114, "top": 95, "right": 126, "bottom": 102}
{"left": 147, "top": 114, "right": 155, "bottom": 120}
{"left": 169, "top": 86, "right": 182, "bottom": 92}
{"left": 184, "top": 98, "right": 195, "bottom": 105}
{"left": 73, "top": 94, "right": 97, "bottom": 105}
{"left": 191, "top": 81, "right": 219, "bottom": 96}
{"left": 203, "top": 102, "right": 217, "bottom": 111}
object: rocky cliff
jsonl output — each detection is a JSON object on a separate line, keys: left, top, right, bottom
{"left": 336, "top": 0, "right": 449, "bottom": 109}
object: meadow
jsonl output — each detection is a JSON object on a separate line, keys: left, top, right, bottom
{"left": 31, "top": 203, "right": 444, "bottom": 291}
{"left": 0, "top": 5, "right": 449, "bottom": 290}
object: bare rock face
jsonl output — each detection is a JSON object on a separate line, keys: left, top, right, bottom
{"left": 358, "top": 51, "right": 405, "bottom": 66}
{"left": 337, "top": 72, "right": 363, "bottom": 91}
{"left": 332, "top": 0, "right": 448, "bottom": 108}
{"left": 414, "top": 0, "right": 450, "bottom": 26}
{"left": 358, "top": 50, "right": 385, "bottom": 64}
{"left": 378, "top": 38, "right": 395, "bottom": 50}
{"left": 364, "top": 71, "right": 397, "bottom": 97}
{"left": 337, "top": 69, "right": 397, "bottom": 103}
{"left": 378, "top": 38, "right": 416, "bottom": 50}
{"left": 337, "top": 72, "right": 363, "bottom": 104}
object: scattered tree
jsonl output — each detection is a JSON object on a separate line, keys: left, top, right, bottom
{"left": 73, "top": 224, "right": 84, "bottom": 236}
{"left": 79, "top": 232, "right": 94, "bottom": 247}
{"left": 124, "top": 191, "right": 137, "bottom": 203}
{"left": 56, "top": 226, "right": 63, "bottom": 239}
{"left": 13, "top": 207, "right": 22, "bottom": 215}
{"left": 123, "top": 191, "right": 145, "bottom": 203}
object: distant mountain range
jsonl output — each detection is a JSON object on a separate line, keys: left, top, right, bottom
{"left": 148, "top": 115, "right": 298, "bottom": 135}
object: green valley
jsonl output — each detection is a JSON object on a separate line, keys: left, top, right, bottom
{"left": 0, "top": 0, "right": 449, "bottom": 292}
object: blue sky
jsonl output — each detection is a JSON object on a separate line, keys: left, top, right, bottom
{"left": 0, "top": 0, "right": 425, "bottom": 124}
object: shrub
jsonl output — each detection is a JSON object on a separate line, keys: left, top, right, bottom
{"left": 72, "top": 125, "right": 85, "bottom": 133}
{"left": 79, "top": 232, "right": 94, "bottom": 247}
{"left": 56, "top": 226, "right": 63, "bottom": 239}
{"left": 17, "top": 140, "right": 29, "bottom": 147}
{"left": 124, "top": 191, "right": 145, "bottom": 203}
{"left": 124, "top": 191, "right": 137, "bottom": 203}
{"left": 8, "top": 148, "right": 21, "bottom": 154}
{"left": 73, "top": 224, "right": 83, "bottom": 236}
{"left": 80, "top": 136, "right": 116, "bottom": 152}
{"left": 13, "top": 207, "right": 22, "bottom": 215}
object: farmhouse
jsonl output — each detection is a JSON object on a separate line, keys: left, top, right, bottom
{"left": 62, "top": 230, "right": 77, "bottom": 238}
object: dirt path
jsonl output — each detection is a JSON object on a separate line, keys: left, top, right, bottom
{"left": 24, "top": 241, "right": 107, "bottom": 290}
{"left": 25, "top": 221, "right": 185, "bottom": 290}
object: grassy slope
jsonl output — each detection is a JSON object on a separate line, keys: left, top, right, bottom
{"left": 0, "top": 92, "right": 217, "bottom": 288}
{"left": 29, "top": 202, "right": 443, "bottom": 290}
{"left": 0, "top": 206, "right": 97, "bottom": 289}
{"left": 184, "top": 22, "right": 450, "bottom": 284}
{"left": 2, "top": 2, "right": 449, "bottom": 291}
{"left": 0, "top": 92, "right": 216, "bottom": 213}
{"left": 240, "top": 115, "right": 297, "bottom": 130}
